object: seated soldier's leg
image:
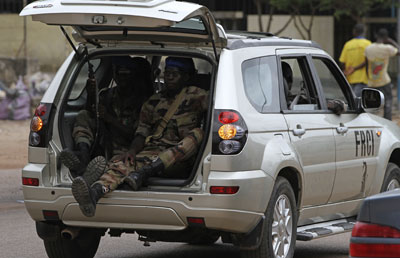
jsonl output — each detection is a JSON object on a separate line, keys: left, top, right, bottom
{"left": 61, "top": 110, "right": 96, "bottom": 176}
{"left": 123, "top": 149, "right": 165, "bottom": 190}
{"left": 72, "top": 153, "right": 135, "bottom": 217}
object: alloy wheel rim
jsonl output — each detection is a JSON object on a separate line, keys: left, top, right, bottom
{"left": 272, "top": 194, "right": 293, "bottom": 258}
{"left": 387, "top": 178, "right": 400, "bottom": 191}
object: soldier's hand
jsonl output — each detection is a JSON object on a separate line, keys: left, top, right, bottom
{"left": 111, "top": 149, "right": 136, "bottom": 165}
{"left": 124, "top": 149, "right": 136, "bottom": 166}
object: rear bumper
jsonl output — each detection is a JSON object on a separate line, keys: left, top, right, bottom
{"left": 23, "top": 169, "right": 274, "bottom": 233}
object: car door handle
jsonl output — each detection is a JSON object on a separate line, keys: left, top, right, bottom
{"left": 293, "top": 125, "right": 306, "bottom": 136}
{"left": 336, "top": 124, "right": 348, "bottom": 134}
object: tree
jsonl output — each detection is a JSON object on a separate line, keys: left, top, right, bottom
{"left": 252, "top": 0, "right": 294, "bottom": 36}
{"left": 325, "top": 0, "right": 393, "bottom": 22}
{"left": 253, "top": 0, "right": 393, "bottom": 40}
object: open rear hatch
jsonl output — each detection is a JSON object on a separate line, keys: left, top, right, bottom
{"left": 20, "top": 0, "right": 226, "bottom": 50}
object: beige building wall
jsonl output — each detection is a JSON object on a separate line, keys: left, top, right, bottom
{"left": 0, "top": 14, "right": 72, "bottom": 72}
{"left": 247, "top": 15, "right": 334, "bottom": 57}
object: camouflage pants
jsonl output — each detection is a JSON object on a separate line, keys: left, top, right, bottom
{"left": 96, "top": 146, "right": 196, "bottom": 192}
{"left": 96, "top": 147, "right": 162, "bottom": 192}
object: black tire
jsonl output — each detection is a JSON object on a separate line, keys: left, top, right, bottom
{"left": 187, "top": 233, "right": 220, "bottom": 245}
{"left": 380, "top": 162, "right": 400, "bottom": 192}
{"left": 43, "top": 228, "right": 101, "bottom": 258}
{"left": 241, "top": 177, "right": 297, "bottom": 258}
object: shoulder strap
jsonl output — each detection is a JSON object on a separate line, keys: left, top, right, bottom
{"left": 145, "top": 88, "right": 187, "bottom": 144}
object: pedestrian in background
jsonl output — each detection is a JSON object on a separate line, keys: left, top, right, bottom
{"left": 339, "top": 24, "right": 371, "bottom": 97}
{"left": 365, "top": 28, "right": 399, "bottom": 120}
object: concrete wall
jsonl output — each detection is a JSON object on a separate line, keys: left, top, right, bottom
{"left": 247, "top": 15, "right": 334, "bottom": 57}
{"left": 0, "top": 14, "right": 72, "bottom": 73}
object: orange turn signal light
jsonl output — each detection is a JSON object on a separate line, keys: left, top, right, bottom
{"left": 218, "top": 124, "right": 237, "bottom": 140}
{"left": 31, "top": 116, "right": 43, "bottom": 132}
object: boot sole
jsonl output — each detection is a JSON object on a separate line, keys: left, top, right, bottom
{"left": 71, "top": 177, "right": 96, "bottom": 217}
{"left": 83, "top": 156, "right": 107, "bottom": 185}
{"left": 60, "top": 150, "right": 82, "bottom": 171}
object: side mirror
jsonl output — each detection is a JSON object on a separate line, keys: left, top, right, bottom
{"left": 361, "top": 88, "right": 384, "bottom": 112}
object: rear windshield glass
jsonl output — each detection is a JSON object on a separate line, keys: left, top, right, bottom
{"left": 80, "top": 17, "right": 207, "bottom": 34}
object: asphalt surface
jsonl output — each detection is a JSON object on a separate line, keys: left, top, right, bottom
{"left": 0, "top": 169, "right": 350, "bottom": 258}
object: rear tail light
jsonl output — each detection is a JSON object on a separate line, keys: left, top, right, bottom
{"left": 210, "top": 186, "right": 239, "bottom": 194}
{"left": 187, "top": 217, "right": 205, "bottom": 227}
{"left": 29, "top": 103, "right": 54, "bottom": 147}
{"left": 219, "top": 111, "right": 239, "bottom": 124}
{"left": 350, "top": 222, "right": 400, "bottom": 257}
{"left": 352, "top": 222, "right": 400, "bottom": 238}
{"left": 42, "top": 210, "right": 60, "bottom": 221}
{"left": 22, "top": 177, "right": 39, "bottom": 186}
{"left": 212, "top": 110, "right": 247, "bottom": 155}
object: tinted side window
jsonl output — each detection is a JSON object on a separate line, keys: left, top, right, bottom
{"left": 312, "top": 57, "right": 353, "bottom": 110}
{"left": 242, "top": 56, "right": 279, "bottom": 113}
{"left": 281, "top": 57, "right": 320, "bottom": 111}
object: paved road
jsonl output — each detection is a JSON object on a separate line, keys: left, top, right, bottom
{"left": 0, "top": 169, "right": 350, "bottom": 258}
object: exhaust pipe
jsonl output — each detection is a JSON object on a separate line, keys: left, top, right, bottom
{"left": 61, "top": 227, "right": 80, "bottom": 240}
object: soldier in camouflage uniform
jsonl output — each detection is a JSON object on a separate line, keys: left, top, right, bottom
{"left": 60, "top": 56, "right": 152, "bottom": 180}
{"left": 71, "top": 57, "right": 209, "bottom": 217}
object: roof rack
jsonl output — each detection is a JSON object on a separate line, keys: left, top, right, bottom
{"left": 226, "top": 31, "right": 275, "bottom": 39}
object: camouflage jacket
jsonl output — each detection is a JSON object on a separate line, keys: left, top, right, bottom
{"left": 105, "top": 87, "right": 142, "bottom": 147}
{"left": 135, "top": 86, "right": 208, "bottom": 168}
{"left": 73, "top": 87, "right": 143, "bottom": 150}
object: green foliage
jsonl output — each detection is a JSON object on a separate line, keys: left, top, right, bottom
{"left": 323, "top": 0, "right": 393, "bottom": 21}
{"left": 268, "top": 0, "right": 393, "bottom": 21}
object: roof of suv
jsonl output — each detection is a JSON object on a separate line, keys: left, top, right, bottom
{"left": 225, "top": 31, "right": 322, "bottom": 50}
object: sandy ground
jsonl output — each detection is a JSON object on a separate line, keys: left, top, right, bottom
{"left": 0, "top": 120, "right": 29, "bottom": 204}
{"left": 0, "top": 120, "right": 30, "bottom": 170}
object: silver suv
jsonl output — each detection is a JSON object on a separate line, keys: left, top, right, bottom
{"left": 21, "top": 1, "right": 400, "bottom": 258}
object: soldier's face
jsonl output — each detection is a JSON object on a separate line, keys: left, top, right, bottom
{"left": 164, "top": 67, "right": 187, "bottom": 91}
{"left": 113, "top": 65, "right": 135, "bottom": 89}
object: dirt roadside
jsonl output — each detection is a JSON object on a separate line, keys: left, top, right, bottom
{"left": 0, "top": 120, "right": 30, "bottom": 170}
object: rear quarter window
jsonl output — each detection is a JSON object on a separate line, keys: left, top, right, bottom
{"left": 242, "top": 56, "right": 279, "bottom": 113}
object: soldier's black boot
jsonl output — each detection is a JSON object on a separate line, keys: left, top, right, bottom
{"left": 82, "top": 156, "right": 107, "bottom": 186}
{"left": 124, "top": 158, "right": 164, "bottom": 191}
{"left": 60, "top": 142, "right": 91, "bottom": 177}
{"left": 71, "top": 177, "right": 105, "bottom": 217}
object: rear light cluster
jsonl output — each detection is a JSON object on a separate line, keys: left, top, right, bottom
{"left": 350, "top": 222, "right": 400, "bottom": 258}
{"left": 29, "top": 103, "right": 53, "bottom": 147}
{"left": 212, "top": 110, "right": 248, "bottom": 155}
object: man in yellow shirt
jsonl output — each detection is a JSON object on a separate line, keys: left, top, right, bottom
{"left": 365, "top": 28, "right": 399, "bottom": 120}
{"left": 339, "top": 24, "right": 371, "bottom": 97}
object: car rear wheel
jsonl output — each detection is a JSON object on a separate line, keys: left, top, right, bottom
{"left": 381, "top": 162, "right": 400, "bottom": 192}
{"left": 241, "top": 177, "right": 297, "bottom": 258}
{"left": 43, "top": 228, "right": 101, "bottom": 258}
